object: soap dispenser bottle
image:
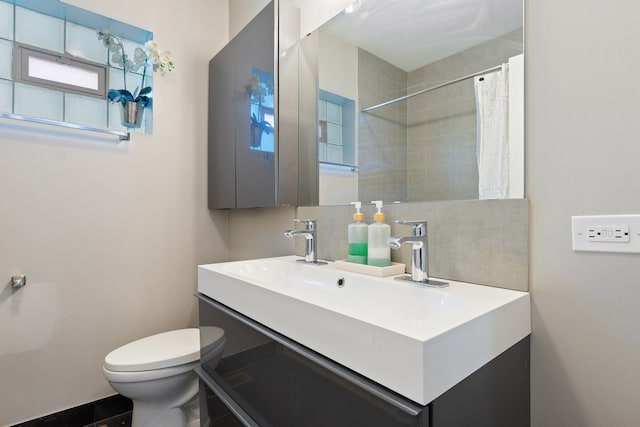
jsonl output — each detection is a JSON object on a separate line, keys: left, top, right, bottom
{"left": 368, "top": 201, "right": 391, "bottom": 267}
{"left": 348, "top": 201, "right": 368, "bottom": 264}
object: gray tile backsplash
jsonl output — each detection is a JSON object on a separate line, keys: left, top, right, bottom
{"left": 296, "top": 199, "right": 528, "bottom": 291}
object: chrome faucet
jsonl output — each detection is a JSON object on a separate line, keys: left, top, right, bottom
{"left": 388, "top": 220, "right": 448, "bottom": 287}
{"left": 284, "top": 219, "right": 326, "bottom": 265}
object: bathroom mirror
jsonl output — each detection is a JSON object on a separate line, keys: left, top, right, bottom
{"left": 297, "top": 0, "right": 524, "bottom": 206}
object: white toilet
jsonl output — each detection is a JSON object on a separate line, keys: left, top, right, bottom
{"left": 103, "top": 327, "right": 225, "bottom": 427}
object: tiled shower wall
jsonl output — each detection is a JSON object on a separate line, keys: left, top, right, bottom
{"left": 357, "top": 48, "right": 408, "bottom": 203}
{"left": 297, "top": 198, "right": 528, "bottom": 292}
{"left": 357, "top": 28, "right": 523, "bottom": 203}
{"left": 408, "top": 28, "right": 524, "bottom": 201}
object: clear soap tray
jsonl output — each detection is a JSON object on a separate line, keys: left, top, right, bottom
{"left": 334, "top": 260, "right": 406, "bottom": 278}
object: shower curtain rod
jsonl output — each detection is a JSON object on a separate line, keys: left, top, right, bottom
{"left": 361, "top": 63, "right": 504, "bottom": 112}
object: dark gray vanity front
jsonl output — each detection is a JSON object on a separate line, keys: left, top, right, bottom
{"left": 196, "top": 293, "right": 530, "bottom": 427}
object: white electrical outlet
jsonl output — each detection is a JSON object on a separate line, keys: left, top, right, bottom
{"left": 572, "top": 215, "right": 640, "bottom": 253}
{"left": 587, "top": 225, "right": 630, "bottom": 242}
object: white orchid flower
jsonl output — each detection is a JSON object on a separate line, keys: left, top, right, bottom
{"left": 98, "top": 29, "right": 174, "bottom": 106}
{"left": 110, "top": 51, "right": 125, "bottom": 67}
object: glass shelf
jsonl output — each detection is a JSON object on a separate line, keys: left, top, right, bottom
{"left": 319, "top": 160, "right": 358, "bottom": 172}
{"left": 0, "top": 111, "right": 130, "bottom": 140}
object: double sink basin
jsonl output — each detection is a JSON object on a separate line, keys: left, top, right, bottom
{"left": 198, "top": 255, "right": 530, "bottom": 405}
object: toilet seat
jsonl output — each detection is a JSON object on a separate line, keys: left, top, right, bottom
{"left": 103, "top": 360, "right": 200, "bottom": 383}
{"left": 105, "top": 328, "right": 201, "bottom": 372}
{"left": 104, "top": 327, "right": 226, "bottom": 373}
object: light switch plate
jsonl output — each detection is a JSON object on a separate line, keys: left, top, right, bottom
{"left": 571, "top": 215, "right": 640, "bottom": 253}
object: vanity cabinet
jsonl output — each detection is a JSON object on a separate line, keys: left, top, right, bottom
{"left": 196, "top": 294, "right": 530, "bottom": 427}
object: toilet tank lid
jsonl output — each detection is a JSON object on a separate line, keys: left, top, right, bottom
{"left": 104, "top": 328, "right": 221, "bottom": 372}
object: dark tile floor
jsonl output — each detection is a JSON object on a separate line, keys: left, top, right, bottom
{"left": 84, "top": 411, "right": 132, "bottom": 427}
{"left": 12, "top": 395, "right": 132, "bottom": 427}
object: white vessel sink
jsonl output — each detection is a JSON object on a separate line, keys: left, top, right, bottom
{"left": 198, "top": 255, "right": 530, "bottom": 405}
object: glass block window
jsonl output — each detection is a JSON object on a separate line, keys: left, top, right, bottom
{"left": 66, "top": 22, "right": 107, "bottom": 64}
{"left": 0, "top": 38, "right": 11, "bottom": 79}
{"left": 0, "top": 78, "right": 12, "bottom": 112}
{"left": 66, "top": 93, "right": 107, "bottom": 128}
{"left": 318, "top": 89, "right": 356, "bottom": 165}
{"left": 0, "top": 1, "right": 13, "bottom": 40}
{"left": 0, "top": 0, "right": 153, "bottom": 136}
{"left": 15, "top": 6, "right": 64, "bottom": 52}
{"left": 14, "top": 81, "right": 63, "bottom": 120}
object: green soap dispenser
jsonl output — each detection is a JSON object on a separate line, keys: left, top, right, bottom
{"left": 348, "top": 201, "right": 368, "bottom": 264}
{"left": 368, "top": 201, "right": 391, "bottom": 267}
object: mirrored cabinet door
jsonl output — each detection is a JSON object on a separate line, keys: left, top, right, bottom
{"left": 233, "top": 3, "right": 276, "bottom": 209}
{"left": 208, "top": 34, "right": 237, "bottom": 209}
{"left": 208, "top": 2, "right": 276, "bottom": 209}
{"left": 208, "top": 0, "right": 306, "bottom": 210}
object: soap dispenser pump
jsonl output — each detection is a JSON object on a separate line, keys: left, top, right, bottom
{"left": 368, "top": 201, "right": 391, "bottom": 267}
{"left": 348, "top": 202, "right": 368, "bottom": 264}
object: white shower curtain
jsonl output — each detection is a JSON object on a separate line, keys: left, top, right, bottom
{"left": 474, "top": 64, "right": 509, "bottom": 199}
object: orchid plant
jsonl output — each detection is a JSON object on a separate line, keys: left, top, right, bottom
{"left": 244, "top": 75, "right": 274, "bottom": 134}
{"left": 97, "top": 28, "right": 174, "bottom": 108}
{"left": 244, "top": 75, "right": 273, "bottom": 106}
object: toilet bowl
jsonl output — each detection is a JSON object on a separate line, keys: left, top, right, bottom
{"left": 103, "top": 327, "right": 225, "bottom": 427}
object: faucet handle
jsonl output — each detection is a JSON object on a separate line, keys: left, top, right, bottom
{"left": 395, "top": 220, "right": 427, "bottom": 235}
{"left": 294, "top": 218, "right": 317, "bottom": 230}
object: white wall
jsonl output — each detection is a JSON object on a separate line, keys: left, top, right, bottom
{"left": 528, "top": 0, "right": 640, "bottom": 426}
{"left": 318, "top": 30, "right": 358, "bottom": 100}
{"left": 0, "top": 0, "right": 229, "bottom": 424}
{"left": 230, "top": 0, "right": 353, "bottom": 42}
{"left": 229, "top": 0, "right": 269, "bottom": 39}
{"left": 293, "top": 0, "right": 353, "bottom": 36}
{"left": 318, "top": 30, "right": 359, "bottom": 205}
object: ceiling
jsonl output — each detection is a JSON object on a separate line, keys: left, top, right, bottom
{"left": 319, "top": 0, "right": 523, "bottom": 72}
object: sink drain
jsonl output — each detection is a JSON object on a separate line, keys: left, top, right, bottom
{"left": 336, "top": 276, "right": 345, "bottom": 287}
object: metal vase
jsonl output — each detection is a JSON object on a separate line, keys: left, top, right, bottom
{"left": 250, "top": 124, "right": 262, "bottom": 148}
{"left": 121, "top": 101, "right": 144, "bottom": 128}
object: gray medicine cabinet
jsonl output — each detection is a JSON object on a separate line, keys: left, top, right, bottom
{"left": 208, "top": 1, "right": 318, "bottom": 209}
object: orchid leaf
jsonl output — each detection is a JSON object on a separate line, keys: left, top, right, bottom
{"left": 137, "top": 96, "right": 150, "bottom": 107}
{"left": 107, "top": 89, "right": 134, "bottom": 106}
{"left": 138, "top": 86, "right": 152, "bottom": 96}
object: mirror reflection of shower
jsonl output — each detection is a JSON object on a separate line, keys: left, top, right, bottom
{"left": 309, "top": 0, "right": 524, "bottom": 206}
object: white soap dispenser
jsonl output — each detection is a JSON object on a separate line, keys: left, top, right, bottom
{"left": 368, "top": 201, "right": 391, "bottom": 267}
{"left": 348, "top": 202, "right": 368, "bottom": 264}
